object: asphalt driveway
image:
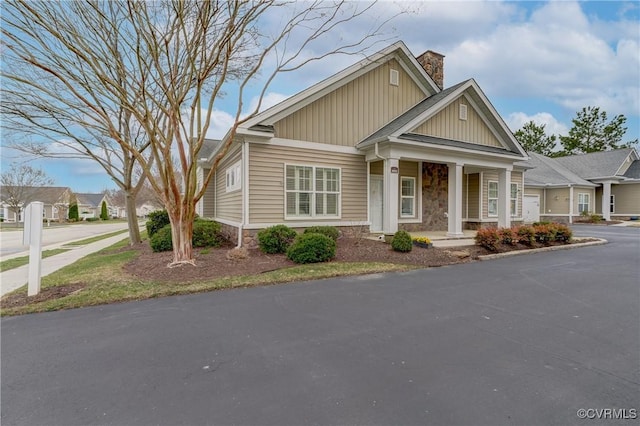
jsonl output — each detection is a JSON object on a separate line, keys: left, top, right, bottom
{"left": 2, "top": 225, "right": 638, "bottom": 425}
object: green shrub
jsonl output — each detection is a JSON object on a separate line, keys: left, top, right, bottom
{"left": 554, "top": 223, "right": 573, "bottom": 242}
{"left": 100, "top": 201, "right": 109, "bottom": 220}
{"left": 517, "top": 225, "right": 535, "bottom": 246}
{"left": 391, "top": 230, "right": 413, "bottom": 252}
{"left": 475, "top": 227, "right": 501, "bottom": 251}
{"left": 150, "top": 225, "right": 173, "bottom": 252}
{"left": 257, "top": 225, "right": 297, "bottom": 254}
{"left": 146, "top": 210, "right": 170, "bottom": 237}
{"left": 68, "top": 203, "right": 79, "bottom": 221}
{"left": 192, "top": 219, "right": 222, "bottom": 248}
{"left": 303, "top": 226, "right": 339, "bottom": 241}
{"left": 85, "top": 217, "right": 100, "bottom": 222}
{"left": 533, "top": 223, "right": 556, "bottom": 244}
{"left": 286, "top": 233, "right": 336, "bottom": 264}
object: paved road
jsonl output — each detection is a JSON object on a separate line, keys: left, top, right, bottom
{"left": 2, "top": 226, "right": 638, "bottom": 425}
{"left": 0, "top": 222, "right": 130, "bottom": 258}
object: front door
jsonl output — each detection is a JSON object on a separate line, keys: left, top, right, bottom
{"left": 523, "top": 195, "right": 540, "bottom": 223}
{"left": 370, "top": 175, "right": 383, "bottom": 232}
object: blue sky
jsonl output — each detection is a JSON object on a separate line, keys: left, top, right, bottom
{"left": 1, "top": 0, "right": 638, "bottom": 192}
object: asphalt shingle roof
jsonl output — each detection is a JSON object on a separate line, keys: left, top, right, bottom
{"left": 523, "top": 152, "right": 595, "bottom": 187}
{"left": 553, "top": 148, "right": 635, "bottom": 179}
{"left": 623, "top": 160, "right": 640, "bottom": 179}
{"left": 75, "top": 193, "right": 106, "bottom": 207}
{"left": 0, "top": 186, "right": 71, "bottom": 204}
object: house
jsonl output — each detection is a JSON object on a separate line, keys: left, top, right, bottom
{"left": 75, "top": 192, "right": 110, "bottom": 219}
{"left": 0, "top": 186, "right": 73, "bottom": 222}
{"left": 197, "top": 41, "right": 529, "bottom": 245}
{"left": 523, "top": 148, "right": 640, "bottom": 222}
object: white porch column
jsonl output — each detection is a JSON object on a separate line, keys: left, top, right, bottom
{"left": 569, "top": 186, "right": 574, "bottom": 224}
{"left": 383, "top": 157, "right": 399, "bottom": 234}
{"left": 447, "top": 163, "right": 464, "bottom": 237}
{"left": 498, "top": 168, "right": 511, "bottom": 228}
{"left": 602, "top": 182, "right": 612, "bottom": 221}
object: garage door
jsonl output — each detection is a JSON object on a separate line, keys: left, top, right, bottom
{"left": 523, "top": 195, "right": 540, "bottom": 223}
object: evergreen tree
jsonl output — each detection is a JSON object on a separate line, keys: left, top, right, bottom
{"left": 100, "top": 200, "right": 109, "bottom": 220}
{"left": 68, "top": 194, "right": 79, "bottom": 221}
{"left": 559, "top": 106, "right": 637, "bottom": 155}
{"left": 514, "top": 121, "right": 557, "bottom": 157}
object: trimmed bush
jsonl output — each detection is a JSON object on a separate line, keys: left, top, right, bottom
{"left": 192, "top": 219, "right": 222, "bottom": 248}
{"left": 303, "top": 226, "right": 339, "bottom": 241}
{"left": 257, "top": 225, "right": 297, "bottom": 254}
{"left": 533, "top": 223, "right": 557, "bottom": 244}
{"left": 475, "top": 227, "right": 501, "bottom": 251}
{"left": 68, "top": 203, "right": 79, "bottom": 221}
{"left": 86, "top": 217, "right": 100, "bottom": 222}
{"left": 499, "top": 227, "right": 518, "bottom": 245}
{"left": 391, "top": 230, "right": 413, "bottom": 252}
{"left": 146, "top": 210, "right": 170, "bottom": 237}
{"left": 150, "top": 225, "right": 173, "bottom": 252}
{"left": 517, "top": 225, "right": 535, "bottom": 246}
{"left": 286, "top": 233, "right": 336, "bottom": 264}
{"left": 554, "top": 223, "right": 573, "bottom": 242}
{"left": 100, "top": 201, "right": 109, "bottom": 220}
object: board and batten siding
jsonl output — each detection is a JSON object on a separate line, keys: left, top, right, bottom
{"left": 273, "top": 59, "right": 425, "bottom": 147}
{"left": 411, "top": 95, "right": 502, "bottom": 148}
{"left": 248, "top": 143, "right": 367, "bottom": 224}
{"left": 370, "top": 160, "right": 383, "bottom": 175}
{"left": 215, "top": 148, "right": 242, "bottom": 223}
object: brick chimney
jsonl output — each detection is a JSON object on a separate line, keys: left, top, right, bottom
{"left": 416, "top": 50, "right": 445, "bottom": 90}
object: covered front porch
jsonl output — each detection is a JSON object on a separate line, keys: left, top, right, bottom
{"left": 365, "top": 141, "right": 522, "bottom": 237}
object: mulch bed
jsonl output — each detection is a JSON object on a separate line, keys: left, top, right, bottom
{"left": 1, "top": 283, "right": 85, "bottom": 309}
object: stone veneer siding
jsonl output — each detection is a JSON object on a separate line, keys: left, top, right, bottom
{"left": 400, "top": 162, "right": 449, "bottom": 232}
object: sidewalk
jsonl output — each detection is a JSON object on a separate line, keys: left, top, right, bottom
{"left": 0, "top": 233, "right": 130, "bottom": 297}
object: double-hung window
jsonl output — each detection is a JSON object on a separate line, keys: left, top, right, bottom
{"left": 510, "top": 183, "right": 518, "bottom": 217}
{"left": 610, "top": 195, "right": 615, "bottom": 213}
{"left": 488, "top": 181, "right": 498, "bottom": 216}
{"left": 286, "top": 165, "right": 340, "bottom": 218}
{"left": 226, "top": 161, "right": 241, "bottom": 192}
{"left": 400, "top": 177, "right": 415, "bottom": 217}
{"left": 578, "top": 193, "right": 590, "bottom": 213}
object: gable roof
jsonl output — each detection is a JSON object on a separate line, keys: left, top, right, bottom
{"left": 75, "top": 193, "right": 106, "bottom": 207}
{"left": 524, "top": 152, "right": 596, "bottom": 187}
{"left": 623, "top": 160, "right": 640, "bottom": 179}
{"left": 553, "top": 148, "right": 637, "bottom": 179}
{"left": 241, "top": 41, "right": 441, "bottom": 131}
{"left": 357, "top": 79, "right": 527, "bottom": 158}
{"left": 0, "top": 186, "right": 72, "bottom": 205}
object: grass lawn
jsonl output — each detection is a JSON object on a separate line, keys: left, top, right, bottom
{"left": 0, "top": 237, "right": 417, "bottom": 316}
{"left": 0, "top": 249, "right": 71, "bottom": 272}
{"left": 64, "top": 229, "right": 129, "bottom": 246}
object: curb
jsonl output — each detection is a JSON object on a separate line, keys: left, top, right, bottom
{"left": 477, "top": 238, "right": 608, "bottom": 261}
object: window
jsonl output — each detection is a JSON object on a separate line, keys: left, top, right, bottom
{"left": 400, "top": 177, "right": 415, "bottom": 217}
{"left": 226, "top": 161, "right": 241, "bottom": 192}
{"left": 510, "top": 183, "right": 518, "bottom": 217}
{"left": 610, "top": 195, "right": 615, "bottom": 213}
{"left": 488, "top": 181, "right": 498, "bottom": 216}
{"left": 286, "top": 165, "right": 340, "bottom": 218}
{"left": 578, "top": 193, "right": 590, "bottom": 213}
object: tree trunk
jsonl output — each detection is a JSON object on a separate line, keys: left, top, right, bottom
{"left": 124, "top": 192, "right": 142, "bottom": 244}
{"left": 168, "top": 212, "right": 194, "bottom": 266}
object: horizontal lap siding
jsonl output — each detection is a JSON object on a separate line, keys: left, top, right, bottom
{"left": 545, "top": 188, "right": 570, "bottom": 214}
{"left": 215, "top": 149, "right": 242, "bottom": 223}
{"left": 274, "top": 59, "right": 424, "bottom": 147}
{"left": 467, "top": 173, "right": 480, "bottom": 218}
{"left": 612, "top": 183, "right": 640, "bottom": 214}
{"left": 200, "top": 168, "right": 215, "bottom": 218}
{"left": 249, "top": 143, "right": 367, "bottom": 223}
{"left": 482, "top": 171, "right": 498, "bottom": 219}
{"left": 412, "top": 95, "right": 502, "bottom": 148}
{"left": 512, "top": 171, "right": 523, "bottom": 217}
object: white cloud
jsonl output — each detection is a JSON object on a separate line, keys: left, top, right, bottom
{"left": 506, "top": 112, "right": 569, "bottom": 136}
{"left": 204, "top": 109, "right": 235, "bottom": 139}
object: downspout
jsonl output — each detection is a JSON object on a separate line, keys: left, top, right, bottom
{"left": 237, "top": 141, "right": 248, "bottom": 248}
{"left": 374, "top": 142, "right": 386, "bottom": 161}
{"left": 568, "top": 185, "right": 574, "bottom": 224}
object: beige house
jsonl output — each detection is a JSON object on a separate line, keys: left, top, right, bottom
{"left": 0, "top": 186, "right": 73, "bottom": 222}
{"left": 75, "top": 192, "right": 110, "bottom": 219}
{"left": 197, "top": 41, "right": 529, "bottom": 244}
{"left": 523, "top": 149, "right": 640, "bottom": 223}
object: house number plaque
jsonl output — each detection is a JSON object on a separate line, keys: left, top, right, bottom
{"left": 390, "top": 166, "right": 399, "bottom": 173}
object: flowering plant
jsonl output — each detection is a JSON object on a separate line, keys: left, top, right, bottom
{"left": 412, "top": 236, "right": 432, "bottom": 244}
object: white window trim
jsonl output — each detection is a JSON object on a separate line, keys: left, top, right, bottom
{"left": 284, "top": 164, "right": 341, "bottom": 220}
{"left": 578, "top": 192, "right": 590, "bottom": 213}
{"left": 225, "top": 160, "right": 241, "bottom": 193}
{"left": 488, "top": 180, "right": 498, "bottom": 217}
{"left": 400, "top": 176, "right": 416, "bottom": 218}
{"left": 510, "top": 183, "right": 518, "bottom": 217}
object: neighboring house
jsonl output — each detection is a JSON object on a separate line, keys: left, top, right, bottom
{"left": 523, "top": 148, "right": 640, "bottom": 222}
{"left": 75, "top": 192, "right": 110, "bottom": 219}
{"left": 136, "top": 201, "right": 163, "bottom": 218}
{"left": 0, "top": 186, "right": 73, "bottom": 222}
{"left": 197, "top": 41, "right": 529, "bottom": 245}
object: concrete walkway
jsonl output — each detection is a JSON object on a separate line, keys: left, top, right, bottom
{"left": 0, "top": 233, "right": 130, "bottom": 297}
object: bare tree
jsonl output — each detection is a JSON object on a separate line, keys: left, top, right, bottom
{"left": 0, "top": 163, "right": 54, "bottom": 222}
{"left": 1, "top": 0, "right": 391, "bottom": 266}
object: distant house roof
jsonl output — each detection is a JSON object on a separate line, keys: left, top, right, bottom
{"left": 0, "top": 186, "right": 72, "bottom": 205}
{"left": 199, "top": 139, "right": 221, "bottom": 161}
{"left": 553, "top": 148, "right": 636, "bottom": 179}
{"left": 524, "top": 152, "right": 596, "bottom": 187}
{"left": 75, "top": 193, "right": 106, "bottom": 207}
{"left": 623, "top": 160, "right": 640, "bottom": 179}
